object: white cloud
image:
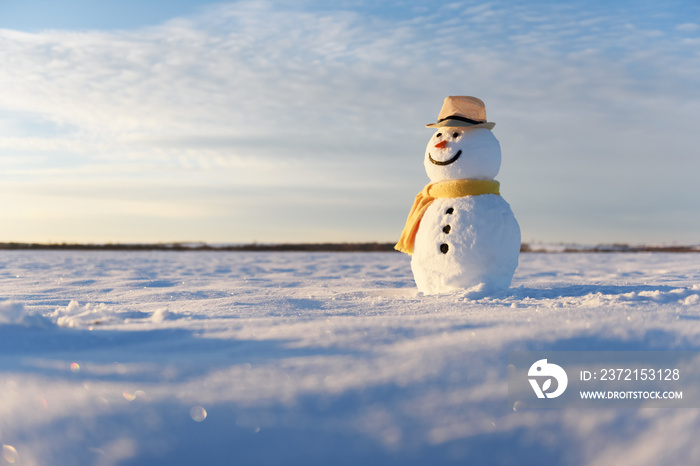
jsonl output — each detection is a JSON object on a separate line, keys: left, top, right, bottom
{"left": 676, "top": 23, "right": 699, "bottom": 32}
{"left": 0, "top": 0, "right": 699, "bottom": 243}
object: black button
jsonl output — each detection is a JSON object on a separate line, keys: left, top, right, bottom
{"left": 445, "top": 207, "right": 454, "bottom": 214}
{"left": 440, "top": 243, "right": 449, "bottom": 254}
{"left": 443, "top": 225, "right": 451, "bottom": 234}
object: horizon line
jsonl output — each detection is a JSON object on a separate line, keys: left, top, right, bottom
{"left": 0, "top": 242, "right": 698, "bottom": 253}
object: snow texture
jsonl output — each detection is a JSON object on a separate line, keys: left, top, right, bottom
{"left": 0, "top": 250, "right": 700, "bottom": 465}
{"left": 0, "top": 301, "right": 54, "bottom": 329}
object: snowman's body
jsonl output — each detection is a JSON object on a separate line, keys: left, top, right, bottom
{"left": 410, "top": 126, "right": 520, "bottom": 294}
{"left": 411, "top": 195, "right": 520, "bottom": 294}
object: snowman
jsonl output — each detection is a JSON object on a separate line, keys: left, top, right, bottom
{"left": 395, "top": 96, "right": 520, "bottom": 294}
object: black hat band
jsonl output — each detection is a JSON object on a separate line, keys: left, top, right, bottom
{"left": 437, "top": 115, "right": 484, "bottom": 125}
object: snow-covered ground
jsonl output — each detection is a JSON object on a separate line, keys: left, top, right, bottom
{"left": 1, "top": 250, "right": 700, "bottom": 465}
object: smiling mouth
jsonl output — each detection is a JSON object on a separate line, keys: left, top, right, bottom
{"left": 428, "top": 150, "right": 462, "bottom": 166}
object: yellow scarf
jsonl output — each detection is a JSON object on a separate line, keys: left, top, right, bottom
{"left": 395, "top": 179, "right": 500, "bottom": 255}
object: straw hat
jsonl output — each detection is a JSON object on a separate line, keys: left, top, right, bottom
{"left": 426, "top": 96, "right": 495, "bottom": 130}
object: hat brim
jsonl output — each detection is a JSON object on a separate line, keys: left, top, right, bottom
{"left": 425, "top": 120, "right": 495, "bottom": 130}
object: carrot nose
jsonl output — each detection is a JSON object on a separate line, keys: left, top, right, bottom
{"left": 434, "top": 140, "right": 447, "bottom": 149}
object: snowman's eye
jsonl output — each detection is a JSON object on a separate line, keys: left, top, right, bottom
{"left": 436, "top": 133, "right": 442, "bottom": 138}
{"left": 452, "top": 132, "right": 460, "bottom": 138}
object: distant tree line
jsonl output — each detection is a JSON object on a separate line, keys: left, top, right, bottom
{"left": 0, "top": 242, "right": 697, "bottom": 252}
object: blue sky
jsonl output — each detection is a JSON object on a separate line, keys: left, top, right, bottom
{"left": 1, "top": 0, "right": 699, "bottom": 244}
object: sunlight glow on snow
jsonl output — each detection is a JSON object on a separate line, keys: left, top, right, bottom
{"left": 0, "top": 251, "right": 699, "bottom": 463}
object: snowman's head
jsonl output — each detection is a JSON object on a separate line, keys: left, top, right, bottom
{"left": 424, "top": 127, "right": 501, "bottom": 182}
